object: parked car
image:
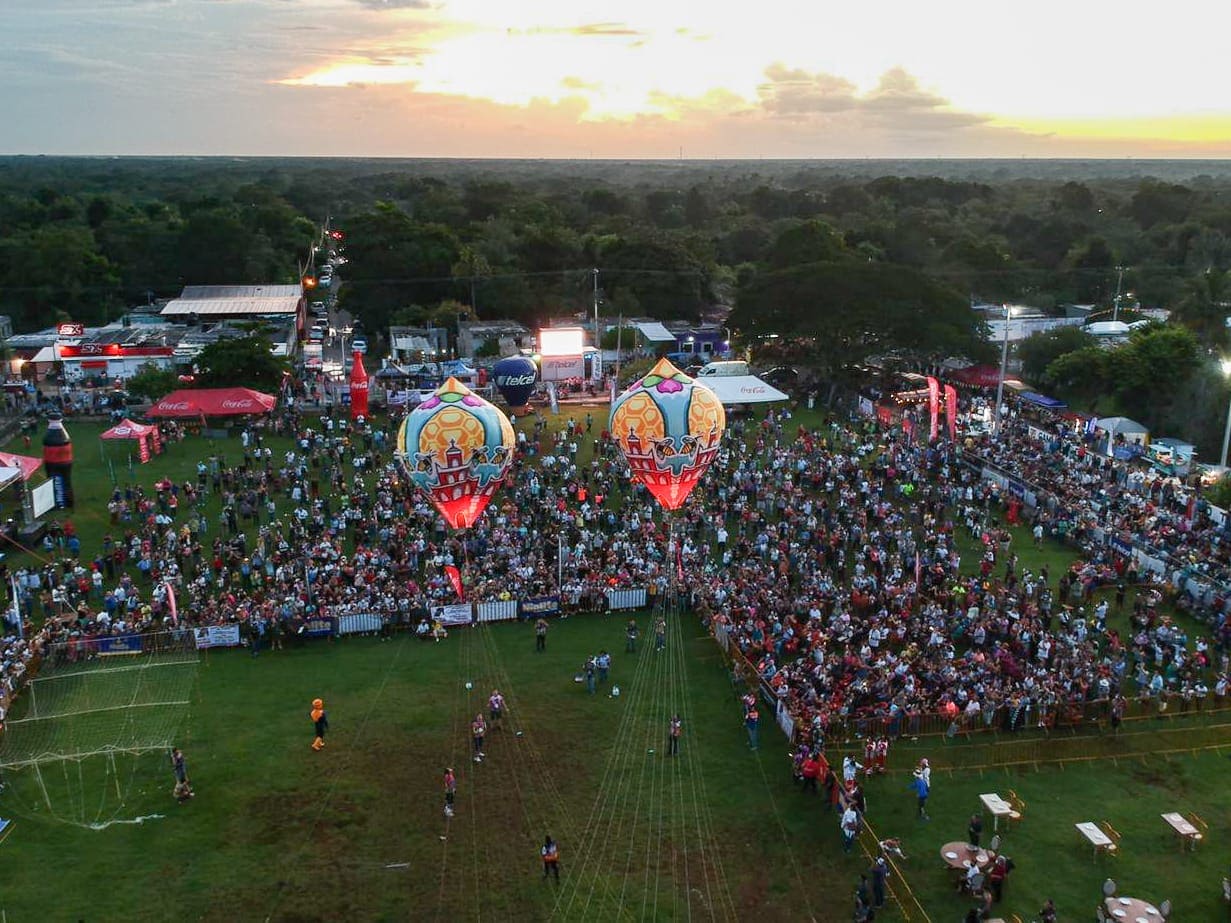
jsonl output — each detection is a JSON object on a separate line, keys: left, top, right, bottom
{"left": 352, "top": 337, "right": 368, "bottom": 354}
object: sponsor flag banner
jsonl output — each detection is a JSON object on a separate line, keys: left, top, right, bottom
{"left": 444, "top": 564, "right": 465, "bottom": 601}
{"left": 520, "top": 595, "right": 561, "bottom": 618}
{"left": 302, "top": 616, "right": 337, "bottom": 638}
{"left": 98, "top": 634, "right": 144, "bottom": 655}
{"left": 927, "top": 376, "right": 940, "bottom": 442}
{"left": 944, "top": 384, "right": 958, "bottom": 441}
{"left": 194, "top": 625, "right": 242, "bottom": 649}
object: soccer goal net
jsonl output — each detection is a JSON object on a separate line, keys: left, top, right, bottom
{"left": 0, "top": 630, "right": 200, "bottom": 828}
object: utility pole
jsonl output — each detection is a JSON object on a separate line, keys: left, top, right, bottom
{"left": 592, "top": 268, "right": 600, "bottom": 350}
{"left": 993, "top": 304, "right": 1010, "bottom": 436}
{"left": 1112, "top": 265, "right": 1125, "bottom": 323}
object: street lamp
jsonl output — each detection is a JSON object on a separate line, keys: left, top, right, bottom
{"left": 1220, "top": 359, "right": 1231, "bottom": 468}
{"left": 993, "top": 304, "right": 1012, "bottom": 436}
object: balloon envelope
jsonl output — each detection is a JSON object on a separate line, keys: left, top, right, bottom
{"left": 609, "top": 358, "right": 725, "bottom": 511}
{"left": 492, "top": 355, "right": 538, "bottom": 409}
{"left": 396, "top": 377, "right": 515, "bottom": 529}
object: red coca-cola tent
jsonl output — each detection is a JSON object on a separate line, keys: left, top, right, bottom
{"left": 948, "top": 364, "right": 1005, "bottom": 388}
{"left": 100, "top": 418, "right": 161, "bottom": 463}
{"left": 0, "top": 451, "right": 44, "bottom": 481}
{"left": 149, "top": 388, "right": 277, "bottom": 418}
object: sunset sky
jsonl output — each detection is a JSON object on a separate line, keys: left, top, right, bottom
{"left": 7, "top": 0, "right": 1231, "bottom": 157}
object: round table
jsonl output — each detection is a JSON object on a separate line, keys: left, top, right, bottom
{"left": 1103, "top": 896, "right": 1161, "bottom": 923}
{"left": 940, "top": 841, "right": 994, "bottom": 870}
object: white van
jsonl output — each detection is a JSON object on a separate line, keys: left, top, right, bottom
{"left": 697, "top": 361, "right": 749, "bottom": 377}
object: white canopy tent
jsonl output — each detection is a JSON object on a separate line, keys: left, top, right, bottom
{"left": 696, "top": 375, "right": 789, "bottom": 405}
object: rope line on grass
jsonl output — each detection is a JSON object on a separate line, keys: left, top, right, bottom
{"left": 665, "top": 611, "right": 688, "bottom": 923}
{"left": 671, "top": 611, "right": 738, "bottom": 921}
{"left": 551, "top": 618, "right": 657, "bottom": 921}
{"left": 576, "top": 620, "right": 662, "bottom": 922}
{"left": 263, "top": 633, "right": 408, "bottom": 923}
{"left": 433, "top": 631, "right": 469, "bottom": 922}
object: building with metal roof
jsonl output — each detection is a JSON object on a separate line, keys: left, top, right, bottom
{"left": 160, "top": 284, "right": 304, "bottom": 329}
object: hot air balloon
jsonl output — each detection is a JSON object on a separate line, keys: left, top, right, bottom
{"left": 396, "top": 377, "right": 515, "bottom": 529}
{"left": 609, "top": 357, "right": 725, "bottom": 511}
{"left": 492, "top": 355, "right": 538, "bottom": 411}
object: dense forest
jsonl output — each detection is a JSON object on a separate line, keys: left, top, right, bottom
{"left": 5, "top": 156, "right": 1231, "bottom": 451}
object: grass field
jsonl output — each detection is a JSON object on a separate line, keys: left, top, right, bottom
{"left": 3, "top": 410, "right": 1231, "bottom": 921}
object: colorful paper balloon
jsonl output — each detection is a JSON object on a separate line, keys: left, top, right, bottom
{"left": 396, "top": 377, "right": 515, "bottom": 529}
{"left": 492, "top": 355, "right": 538, "bottom": 410}
{"left": 609, "top": 358, "right": 725, "bottom": 511}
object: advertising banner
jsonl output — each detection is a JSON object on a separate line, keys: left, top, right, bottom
{"left": 302, "top": 615, "right": 337, "bottom": 638}
{"left": 193, "top": 624, "right": 242, "bottom": 649}
{"left": 540, "top": 356, "right": 584, "bottom": 382}
{"left": 519, "top": 596, "right": 561, "bottom": 619}
{"left": 432, "top": 603, "right": 474, "bottom": 625}
{"left": 98, "top": 634, "right": 144, "bottom": 655}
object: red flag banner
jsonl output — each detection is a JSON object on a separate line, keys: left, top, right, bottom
{"left": 445, "top": 565, "right": 465, "bottom": 600}
{"left": 944, "top": 384, "right": 958, "bottom": 441}
{"left": 164, "top": 580, "right": 178, "bottom": 625}
{"left": 927, "top": 376, "right": 940, "bottom": 442}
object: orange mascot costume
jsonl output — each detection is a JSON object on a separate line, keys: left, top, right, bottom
{"left": 310, "top": 698, "right": 328, "bottom": 751}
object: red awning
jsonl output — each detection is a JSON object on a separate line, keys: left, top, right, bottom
{"left": 149, "top": 388, "right": 277, "bottom": 418}
{"left": 0, "top": 451, "right": 44, "bottom": 481}
{"left": 100, "top": 419, "right": 157, "bottom": 440}
{"left": 948, "top": 365, "right": 1005, "bottom": 388}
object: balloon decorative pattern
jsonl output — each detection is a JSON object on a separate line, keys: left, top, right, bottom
{"left": 609, "top": 358, "right": 725, "bottom": 511}
{"left": 396, "top": 377, "right": 515, "bottom": 529}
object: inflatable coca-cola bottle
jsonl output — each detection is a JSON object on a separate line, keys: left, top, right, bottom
{"left": 43, "top": 413, "right": 74, "bottom": 508}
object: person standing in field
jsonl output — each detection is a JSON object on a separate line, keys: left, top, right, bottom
{"left": 625, "top": 619, "right": 639, "bottom": 653}
{"left": 654, "top": 616, "right": 667, "bottom": 652}
{"left": 541, "top": 835, "right": 560, "bottom": 881}
{"left": 170, "top": 747, "right": 193, "bottom": 802}
{"left": 310, "top": 698, "right": 328, "bottom": 751}
{"left": 535, "top": 618, "right": 549, "bottom": 652}
{"left": 668, "top": 714, "right": 683, "bottom": 755}
{"left": 488, "top": 689, "right": 505, "bottom": 730}
{"left": 443, "top": 767, "right": 456, "bottom": 818}
{"left": 745, "top": 704, "right": 760, "bottom": 751}
{"left": 471, "top": 713, "right": 487, "bottom": 762}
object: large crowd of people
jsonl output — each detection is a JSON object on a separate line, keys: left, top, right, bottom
{"left": 2, "top": 389, "right": 1226, "bottom": 744}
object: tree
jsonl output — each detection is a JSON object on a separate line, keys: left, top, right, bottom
{"left": 1019, "top": 326, "right": 1096, "bottom": 383}
{"left": 600, "top": 326, "right": 642, "bottom": 350}
{"left": 731, "top": 261, "right": 988, "bottom": 379}
{"left": 765, "top": 219, "right": 846, "bottom": 269}
{"left": 1172, "top": 270, "right": 1231, "bottom": 347}
{"left": 125, "top": 363, "right": 181, "bottom": 401}
{"left": 194, "top": 333, "right": 289, "bottom": 392}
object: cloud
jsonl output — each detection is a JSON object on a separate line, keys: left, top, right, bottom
{"left": 516, "top": 22, "right": 647, "bottom": 38}
{"left": 349, "top": 0, "right": 433, "bottom": 9}
{"left": 754, "top": 63, "right": 992, "bottom": 133}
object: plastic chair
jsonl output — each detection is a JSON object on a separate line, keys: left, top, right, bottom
{"left": 1102, "top": 822, "right": 1122, "bottom": 858}
{"left": 1159, "top": 898, "right": 1171, "bottom": 919}
{"left": 990, "top": 834, "right": 1002, "bottom": 852}
{"left": 1102, "top": 879, "right": 1117, "bottom": 897}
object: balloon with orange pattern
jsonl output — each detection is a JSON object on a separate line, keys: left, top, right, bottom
{"left": 609, "top": 357, "right": 725, "bottom": 511}
{"left": 395, "top": 377, "right": 515, "bottom": 529}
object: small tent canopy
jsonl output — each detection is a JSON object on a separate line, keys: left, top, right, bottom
{"left": 634, "top": 321, "right": 676, "bottom": 344}
{"left": 0, "top": 467, "right": 24, "bottom": 490}
{"left": 101, "top": 418, "right": 162, "bottom": 463}
{"left": 1095, "top": 416, "right": 1148, "bottom": 438}
{"left": 696, "top": 375, "right": 789, "bottom": 405}
{"left": 1020, "top": 391, "right": 1067, "bottom": 410}
{"left": 0, "top": 451, "right": 44, "bottom": 482}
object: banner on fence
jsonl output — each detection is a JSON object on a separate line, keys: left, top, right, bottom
{"left": 98, "top": 634, "right": 144, "bottom": 655}
{"left": 520, "top": 595, "right": 561, "bottom": 618}
{"left": 337, "top": 613, "right": 383, "bottom": 635}
{"left": 193, "top": 624, "right": 241, "bottom": 649}
{"left": 476, "top": 600, "right": 519, "bottom": 623}
{"left": 433, "top": 603, "right": 474, "bottom": 625}
{"left": 302, "top": 616, "right": 337, "bottom": 638}
{"left": 1110, "top": 537, "right": 1133, "bottom": 557}
{"left": 858, "top": 396, "right": 874, "bottom": 418}
{"left": 606, "top": 588, "right": 647, "bottom": 610}
{"left": 775, "top": 698, "right": 795, "bottom": 741}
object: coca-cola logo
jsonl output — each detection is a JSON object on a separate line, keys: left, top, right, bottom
{"left": 221, "top": 399, "right": 253, "bottom": 409}
{"left": 739, "top": 387, "right": 766, "bottom": 394}
{"left": 496, "top": 374, "right": 536, "bottom": 386}
{"left": 352, "top": 380, "right": 369, "bottom": 392}
{"left": 160, "top": 401, "right": 191, "bottom": 411}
